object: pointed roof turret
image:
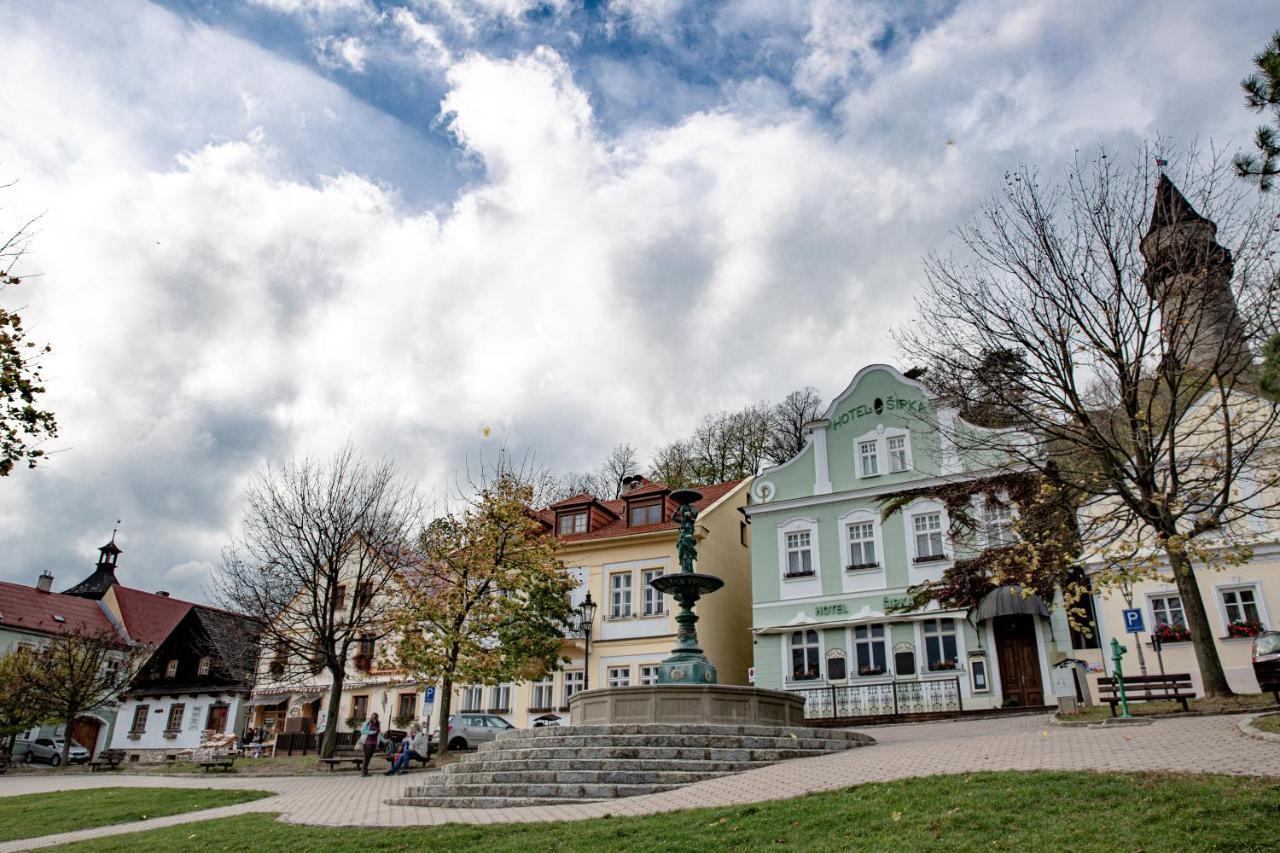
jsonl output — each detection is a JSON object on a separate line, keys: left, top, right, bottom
{"left": 1149, "top": 174, "right": 1213, "bottom": 234}
{"left": 63, "top": 530, "right": 124, "bottom": 600}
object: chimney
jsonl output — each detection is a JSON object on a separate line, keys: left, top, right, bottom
{"left": 36, "top": 571, "right": 54, "bottom": 593}
{"left": 621, "top": 475, "right": 648, "bottom": 495}
{"left": 156, "top": 590, "right": 170, "bottom": 598}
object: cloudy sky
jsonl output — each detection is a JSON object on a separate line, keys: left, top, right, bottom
{"left": 0, "top": 0, "right": 1273, "bottom": 602}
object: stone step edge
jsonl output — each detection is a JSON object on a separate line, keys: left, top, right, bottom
{"left": 478, "top": 735, "right": 865, "bottom": 753}
{"left": 496, "top": 724, "right": 871, "bottom": 741}
{"left": 442, "top": 758, "right": 775, "bottom": 773}
{"left": 386, "top": 796, "right": 608, "bottom": 809}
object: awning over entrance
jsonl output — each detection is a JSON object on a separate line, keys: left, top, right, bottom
{"left": 245, "top": 692, "right": 291, "bottom": 707}
{"left": 975, "top": 586, "right": 1050, "bottom": 622}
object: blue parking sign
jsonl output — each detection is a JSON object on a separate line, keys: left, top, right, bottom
{"left": 425, "top": 686, "right": 436, "bottom": 702}
{"left": 1122, "top": 608, "right": 1145, "bottom": 633}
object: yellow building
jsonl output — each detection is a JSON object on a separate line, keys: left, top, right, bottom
{"left": 444, "top": 477, "right": 754, "bottom": 730}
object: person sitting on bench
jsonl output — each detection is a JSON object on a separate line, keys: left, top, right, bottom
{"left": 384, "top": 724, "right": 427, "bottom": 775}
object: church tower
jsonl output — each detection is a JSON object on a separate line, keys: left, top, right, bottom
{"left": 1139, "top": 174, "right": 1247, "bottom": 375}
{"left": 63, "top": 535, "right": 123, "bottom": 600}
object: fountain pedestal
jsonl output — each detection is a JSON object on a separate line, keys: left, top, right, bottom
{"left": 650, "top": 571, "right": 722, "bottom": 685}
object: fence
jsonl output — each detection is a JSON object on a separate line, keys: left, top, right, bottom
{"left": 791, "top": 677, "right": 963, "bottom": 721}
{"left": 273, "top": 730, "right": 358, "bottom": 756}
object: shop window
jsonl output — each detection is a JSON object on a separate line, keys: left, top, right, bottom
{"left": 853, "top": 624, "right": 888, "bottom": 676}
{"left": 923, "top": 619, "right": 959, "bottom": 670}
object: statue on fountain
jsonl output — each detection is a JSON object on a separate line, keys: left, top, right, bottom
{"left": 650, "top": 489, "right": 724, "bottom": 685}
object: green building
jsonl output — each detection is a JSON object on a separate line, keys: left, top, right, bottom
{"left": 745, "top": 365, "right": 1072, "bottom": 719}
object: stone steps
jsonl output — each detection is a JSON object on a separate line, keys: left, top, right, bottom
{"left": 393, "top": 723, "right": 873, "bottom": 810}
{"left": 422, "top": 768, "right": 726, "bottom": 786}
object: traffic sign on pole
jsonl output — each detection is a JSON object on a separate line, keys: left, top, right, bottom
{"left": 1122, "top": 608, "right": 1145, "bottom": 634}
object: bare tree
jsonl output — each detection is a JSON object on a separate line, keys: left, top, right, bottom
{"left": 32, "top": 627, "right": 136, "bottom": 768}
{"left": 214, "top": 443, "right": 423, "bottom": 757}
{"left": 0, "top": 181, "right": 56, "bottom": 476}
{"left": 767, "top": 387, "right": 824, "bottom": 464}
{"left": 899, "top": 147, "right": 1280, "bottom": 696}
{"left": 553, "top": 444, "right": 640, "bottom": 500}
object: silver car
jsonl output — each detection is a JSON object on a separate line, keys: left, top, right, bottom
{"left": 437, "top": 714, "right": 513, "bottom": 750}
{"left": 25, "top": 737, "right": 89, "bottom": 766}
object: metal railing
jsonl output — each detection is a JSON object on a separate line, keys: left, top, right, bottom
{"left": 791, "top": 677, "right": 963, "bottom": 720}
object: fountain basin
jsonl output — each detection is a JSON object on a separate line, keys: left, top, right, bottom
{"left": 650, "top": 572, "right": 724, "bottom": 597}
{"left": 568, "top": 684, "right": 807, "bottom": 726}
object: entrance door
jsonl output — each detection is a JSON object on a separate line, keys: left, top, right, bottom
{"left": 994, "top": 615, "right": 1045, "bottom": 707}
{"left": 67, "top": 717, "right": 101, "bottom": 759}
{"left": 206, "top": 704, "right": 229, "bottom": 733}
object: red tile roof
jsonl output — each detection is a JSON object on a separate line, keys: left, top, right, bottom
{"left": 540, "top": 479, "right": 746, "bottom": 544}
{"left": 0, "top": 581, "right": 118, "bottom": 637}
{"left": 550, "top": 492, "right": 597, "bottom": 508}
{"left": 623, "top": 481, "right": 670, "bottom": 498}
{"left": 110, "top": 587, "right": 195, "bottom": 647}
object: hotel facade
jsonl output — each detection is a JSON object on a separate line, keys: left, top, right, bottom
{"left": 745, "top": 365, "right": 1074, "bottom": 718}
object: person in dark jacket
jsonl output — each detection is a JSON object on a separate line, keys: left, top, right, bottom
{"left": 359, "top": 713, "right": 382, "bottom": 777}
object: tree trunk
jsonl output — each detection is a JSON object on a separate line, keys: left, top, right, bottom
{"left": 320, "top": 670, "right": 345, "bottom": 758}
{"left": 1165, "top": 546, "right": 1234, "bottom": 697}
{"left": 59, "top": 713, "right": 74, "bottom": 771}
{"left": 436, "top": 676, "right": 453, "bottom": 758}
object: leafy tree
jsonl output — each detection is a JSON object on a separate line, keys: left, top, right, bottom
{"left": 1235, "top": 31, "right": 1280, "bottom": 190}
{"left": 0, "top": 647, "right": 49, "bottom": 753}
{"left": 387, "top": 473, "right": 575, "bottom": 757}
{"left": 0, "top": 190, "right": 56, "bottom": 475}
{"left": 899, "top": 148, "right": 1280, "bottom": 696}
{"left": 214, "top": 443, "right": 423, "bottom": 758}
{"left": 31, "top": 628, "right": 136, "bottom": 768}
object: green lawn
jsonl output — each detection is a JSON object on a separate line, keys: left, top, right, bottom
{"left": 0, "top": 787, "right": 273, "bottom": 843}
{"left": 1255, "top": 713, "right": 1280, "bottom": 734}
{"left": 1059, "top": 692, "right": 1277, "bottom": 722}
{"left": 123, "top": 755, "right": 327, "bottom": 776}
{"left": 45, "top": 771, "right": 1280, "bottom": 852}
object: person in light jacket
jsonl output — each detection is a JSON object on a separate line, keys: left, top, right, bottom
{"left": 385, "top": 723, "right": 430, "bottom": 775}
{"left": 359, "top": 713, "right": 382, "bottom": 777}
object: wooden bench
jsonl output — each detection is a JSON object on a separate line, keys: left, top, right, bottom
{"left": 197, "top": 757, "right": 236, "bottom": 772}
{"left": 1098, "top": 673, "right": 1195, "bottom": 715}
{"left": 317, "top": 754, "right": 364, "bottom": 772}
{"left": 89, "top": 749, "right": 126, "bottom": 772}
{"left": 379, "top": 741, "right": 434, "bottom": 769}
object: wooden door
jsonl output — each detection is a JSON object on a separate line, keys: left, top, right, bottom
{"left": 994, "top": 615, "right": 1045, "bottom": 707}
{"left": 67, "top": 717, "right": 101, "bottom": 759}
{"left": 206, "top": 704, "right": 229, "bottom": 733}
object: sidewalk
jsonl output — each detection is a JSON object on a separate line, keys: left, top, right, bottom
{"left": 2, "top": 712, "right": 1276, "bottom": 850}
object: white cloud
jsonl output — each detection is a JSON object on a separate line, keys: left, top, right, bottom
{"left": 314, "top": 33, "right": 369, "bottom": 71}
{"left": 0, "top": 0, "right": 1274, "bottom": 603}
{"left": 390, "top": 7, "right": 453, "bottom": 70}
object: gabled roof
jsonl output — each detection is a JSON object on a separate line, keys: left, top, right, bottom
{"left": 623, "top": 481, "right": 671, "bottom": 499}
{"left": 109, "top": 586, "right": 194, "bottom": 647}
{"left": 550, "top": 492, "right": 596, "bottom": 508}
{"left": 193, "top": 605, "right": 262, "bottom": 685}
{"left": 538, "top": 479, "right": 746, "bottom": 544}
{"left": 0, "top": 581, "right": 118, "bottom": 638}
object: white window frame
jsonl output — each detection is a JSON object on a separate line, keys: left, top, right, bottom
{"left": 461, "top": 685, "right": 483, "bottom": 712}
{"left": 609, "top": 571, "right": 633, "bottom": 619}
{"left": 1216, "top": 582, "right": 1269, "bottom": 632}
{"left": 562, "top": 670, "right": 584, "bottom": 705}
{"left": 531, "top": 679, "right": 553, "bottom": 710}
{"left": 977, "top": 494, "right": 1017, "bottom": 548}
{"left": 1148, "top": 592, "right": 1186, "bottom": 629}
{"left": 778, "top": 518, "right": 821, "bottom": 580}
{"left": 921, "top": 619, "right": 961, "bottom": 672}
{"left": 850, "top": 623, "right": 889, "bottom": 678}
{"left": 641, "top": 568, "right": 665, "bottom": 616}
{"left": 490, "top": 684, "right": 512, "bottom": 711}
{"left": 886, "top": 432, "right": 911, "bottom": 473}
{"left": 844, "top": 519, "right": 879, "bottom": 570}
{"left": 904, "top": 500, "right": 949, "bottom": 564}
{"left": 607, "top": 666, "right": 631, "bottom": 687}
{"left": 857, "top": 439, "right": 880, "bottom": 478}
{"left": 786, "top": 629, "right": 824, "bottom": 683}
{"left": 638, "top": 664, "right": 660, "bottom": 686}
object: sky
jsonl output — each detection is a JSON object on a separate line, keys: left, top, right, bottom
{"left": 0, "top": 0, "right": 1274, "bottom": 603}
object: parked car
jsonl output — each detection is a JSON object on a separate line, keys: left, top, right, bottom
{"left": 24, "top": 738, "right": 89, "bottom": 766}
{"left": 434, "top": 714, "right": 514, "bottom": 750}
{"left": 1253, "top": 630, "right": 1280, "bottom": 697}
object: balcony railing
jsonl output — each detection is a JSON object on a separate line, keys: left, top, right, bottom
{"left": 789, "top": 677, "right": 962, "bottom": 720}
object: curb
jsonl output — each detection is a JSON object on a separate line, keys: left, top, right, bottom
{"left": 1052, "top": 703, "right": 1280, "bottom": 727}
{"left": 1237, "top": 713, "right": 1280, "bottom": 744}
{"left": 1050, "top": 714, "right": 1154, "bottom": 728}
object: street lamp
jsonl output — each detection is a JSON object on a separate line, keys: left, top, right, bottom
{"left": 577, "top": 592, "right": 598, "bottom": 692}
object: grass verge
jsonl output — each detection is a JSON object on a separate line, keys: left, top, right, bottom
{"left": 1058, "top": 692, "right": 1276, "bottom": 722}
{"left": 45, "top": 771, "right": 1280, "bottom": 852}
{"left": 1254, "top": 712, "right": 1280, "bottom": 734}
{"left": 0, "top": 787, "right": 272, "bottom": 842}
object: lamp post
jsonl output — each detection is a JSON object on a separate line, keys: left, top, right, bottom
{"left": 578, "top": 592, "right": 597, "bottom": 692}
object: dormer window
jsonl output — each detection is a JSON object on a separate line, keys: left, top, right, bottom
{"left": 557, "top": 511, "right": 588, "bottom": 535}
{"left": 165, "top": 659, "right": 179, "bottom": 678}
{"left": 628, "top": 499, "right": 664, "bottom": 527}
{"left": 197, "top": 657, "right": 211, "bottom": 676}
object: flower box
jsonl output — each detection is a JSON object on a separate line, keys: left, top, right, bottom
{"left": 1227, "top": 620, "right": 1264, "bottom": 638}
{"left": 1154, "top": 623, "right": 1191, "bottom": 643}
{"left": 846, "top": 562, "right": 881, "bottom": 572}
{"left": 928, "top": 660, "right": 958, "bottom": 672}
{"left": 858, "top": 666, "right": 886, "bottom": 676}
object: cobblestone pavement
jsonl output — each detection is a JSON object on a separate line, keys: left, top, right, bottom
{"left": 2, "top": 712, "right": 1276, "bottom": 851}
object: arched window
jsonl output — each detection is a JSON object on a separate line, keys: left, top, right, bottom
{"left": 789, "top": 630, "right": 821, "bottom": 681}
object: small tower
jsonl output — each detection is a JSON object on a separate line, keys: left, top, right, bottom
{"left": 1140, "top": 174, "right": 1247, "bottom": 375}
{"left": 63, "top": 532, "right": 124, "bottom": 600}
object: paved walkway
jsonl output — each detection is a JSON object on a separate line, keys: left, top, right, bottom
{"left": 2, "top": 713, "right": 1277, "bottom": 850}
